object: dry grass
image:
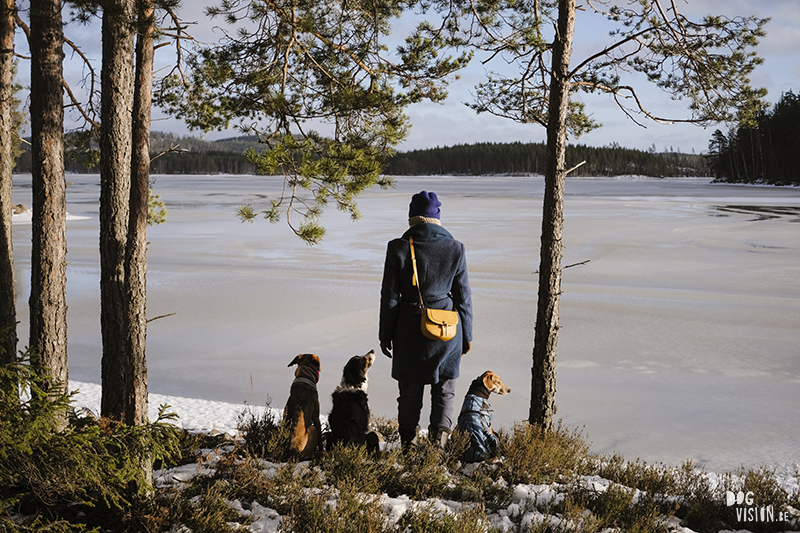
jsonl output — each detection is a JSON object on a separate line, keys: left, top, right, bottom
{"left": 4, "top": 407, "right": 798, "bottom": 533}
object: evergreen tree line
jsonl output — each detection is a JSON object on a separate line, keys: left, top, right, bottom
{"left": 14, "top": 131, "right": 713, "bottom": 177}
{"left": 384, "top": 141, "right": 710, "bottom": 177}
{"left": 707, "top": 90, "right": 800, "bottom": 186}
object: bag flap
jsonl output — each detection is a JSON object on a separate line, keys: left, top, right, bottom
{"left": 424, "top": 307, "right": 459, "bottom": 326}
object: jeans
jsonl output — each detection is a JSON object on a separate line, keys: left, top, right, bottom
{"left": 397, "top": 378, "right": 457, "bottom": 432}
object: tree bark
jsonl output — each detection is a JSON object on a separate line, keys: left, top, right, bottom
{"left": 126, "top": 0, "right": 154, "bottom": 426}
{"left": 529, "top": 0, "right": 575, "bottom": 430}
{"left": 0, "top": 0, "right": 16, "bottom": 365}
{"left": 100, "top": 0, "right": 135, "bottom": 421}
{"left": 29, "top": 0, "right": 68, "bottom": 396}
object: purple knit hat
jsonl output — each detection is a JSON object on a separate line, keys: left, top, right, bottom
{"left": 408, "top": 191, "right": 442, "bottom": 219}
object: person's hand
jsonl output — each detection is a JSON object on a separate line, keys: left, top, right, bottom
{"left": 380, "top": 341, "right": 392, "bottom": 358}
{"left": 462, "top": 341, "right": 471, "bottom": 356}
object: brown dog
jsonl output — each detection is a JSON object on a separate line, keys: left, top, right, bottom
{"left": 456, "top": 371, "right": 511, "bottom": 462}
{"left": 478, "top": 370, "right": 511, "bottom": 396}
{"left": 283, "top": 353, "right": 323, "bottom": 459}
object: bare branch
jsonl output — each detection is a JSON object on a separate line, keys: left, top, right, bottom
{"left": 568, "top": 27, "right": 654, "bottom": 80}
{"left": 564, "top": 160, "right": 586, "bottom": 175}
{"left": 563, "top": 259, "right": 590, "bottom": 270}
{"left": 149, "top": 143, "right": 184, "bottom": 162}
{"left": 147, "top": 313, "right": 176, "bottom": 323}
{"left": 533, "top": 259, "right": 590, "bottom": 274}
{"left": 16, "top": 11, "right": 100, "bottom": 129}
{"left": 161, "top": 6, "right": 196, "bottom": 83}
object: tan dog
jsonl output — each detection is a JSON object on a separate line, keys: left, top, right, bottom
{"left": 456, "top": 371, "right": 511, "bottom": 462}
{"left": 480, "top": 370, "right": 511, "bottom": 396}
{"left": 283, "top": 353, "right": 323, "bottom": 459}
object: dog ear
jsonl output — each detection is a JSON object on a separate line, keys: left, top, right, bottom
{"left": 482, "top": 371, "right": 497, "bottom": 390}
{"left": 288, "top": 355, "right": 302, "bottom": 367}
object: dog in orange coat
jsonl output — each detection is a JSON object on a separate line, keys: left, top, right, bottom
{"left": 283, "top": 353, "right": 323, "bottom": 459}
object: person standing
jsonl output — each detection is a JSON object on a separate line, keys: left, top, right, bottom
{"left": 379, "top": 191, "right": 473, "bottom": 449}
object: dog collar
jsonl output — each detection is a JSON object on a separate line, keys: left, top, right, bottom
{"left": 292, "top": 376, "right": 318, "bottom": 390}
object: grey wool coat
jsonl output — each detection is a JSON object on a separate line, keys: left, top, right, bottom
{"left": 379, "top": 223, "right": 473, "bottom": 385}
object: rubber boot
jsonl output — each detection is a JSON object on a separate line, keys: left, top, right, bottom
{"left": 399, "top": 427, "right": 418, "bottom": 454}
{"left": 428, "top": 425, "right": 451, "bottom": 450}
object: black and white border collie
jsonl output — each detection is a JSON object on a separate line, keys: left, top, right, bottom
{"left": 327, "top": 349, "right": 380, "bottom": 452}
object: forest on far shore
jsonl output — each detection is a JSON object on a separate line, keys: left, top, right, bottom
{"left": 383, "top": 142, "right": 707, "bottom": 177}
{"left": 13, "top": 133, "right": 710, "bottom": 178}
{"left": 14, "top": 91, "right": 800, "bottom": 184}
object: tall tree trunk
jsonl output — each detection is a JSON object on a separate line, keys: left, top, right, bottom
{"left": 0, "top": 0, "right": 16, "bottom": 366}
{"left": 126, "top": 0, "right": 154, "bottom": 426}
{"left": 529, "top": 0, "right": 575, "bottom": 430}
{"left": 100, "top": 0, "right": 135, "bottom": 421}
{"left": 29, "top": 0, "right": 67, "bottom": 397}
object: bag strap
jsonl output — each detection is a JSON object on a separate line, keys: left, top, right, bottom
{"left": 409, "top": 237, "right": 426, "bottom": 309}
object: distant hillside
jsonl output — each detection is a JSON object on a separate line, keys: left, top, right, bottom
{"left": 13, "top": 132, "right": 709, "bottom": 177}
{"left": 13, "top": 132, "right": 261, "bottom": 174}
{"left": 149, "top": 132, "right": 261, "bottom": 155}
{"left": 148, "top": 133, "right": 259, "bottom": 174}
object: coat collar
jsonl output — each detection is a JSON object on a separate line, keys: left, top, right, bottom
{"left": 402, "top": 222, "right": 453, "bottom": 242}
{"left": 466, "top": 377, "right": 491, "bottom": 400}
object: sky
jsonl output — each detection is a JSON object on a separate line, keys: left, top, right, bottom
{"left": 13, "top": 0, "right": 800, "bottom": 154}
{"left": 397, "top": 0, "right": 800, "bottom": 154}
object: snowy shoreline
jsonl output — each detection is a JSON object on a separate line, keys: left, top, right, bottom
{"left": 70, "top": 380, "right": 273, "bottom": 436}
{"left": 11, "top": 208, "right": 91, "bottom": 224}
{"left": 71, "top": 379, "right": 800, "bottom": 483}
{"left": 71, "top": 380, "right": 800, "bottom": 533}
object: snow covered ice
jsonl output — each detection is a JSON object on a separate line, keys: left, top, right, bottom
{"left": 11, "top": 173, "right": 800, "bottom": 477}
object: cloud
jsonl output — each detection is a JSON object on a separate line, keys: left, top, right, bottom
{"left": 762, "top": 24, "right": 800, "bottom": 57}
{"left": 400, "top": 1, "right": 800, "bottom": 153}
{"left": 400, "top": 102, "right": 548, "bottom": 151}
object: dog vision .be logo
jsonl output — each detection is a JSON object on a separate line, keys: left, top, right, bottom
{"left": 725, "top": 491, "right": 790, "bottom": 524}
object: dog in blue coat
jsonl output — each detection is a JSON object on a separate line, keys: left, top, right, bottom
{"left": 456, "top": 371, "right": 511, "bottom": 463}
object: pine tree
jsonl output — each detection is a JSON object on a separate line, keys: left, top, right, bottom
{"left": 99, "top": 0, "right": 136, "bottom": 422}
{"left": 29, "top": 0, "right": 68, "bottom": 411}
{"left": 467, "top": 0, "right": 767, "bottom": 429}
{"left": 0, "top": 0, "right": 17, "bottom": 368}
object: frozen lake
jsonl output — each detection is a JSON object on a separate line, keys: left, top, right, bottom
{"left": 11, "top": 173, "right": 800, "bottom": 475}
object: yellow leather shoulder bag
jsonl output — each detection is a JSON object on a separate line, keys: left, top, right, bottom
{"left": 410, "top": 237, "right": 459, "bottom": 342}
